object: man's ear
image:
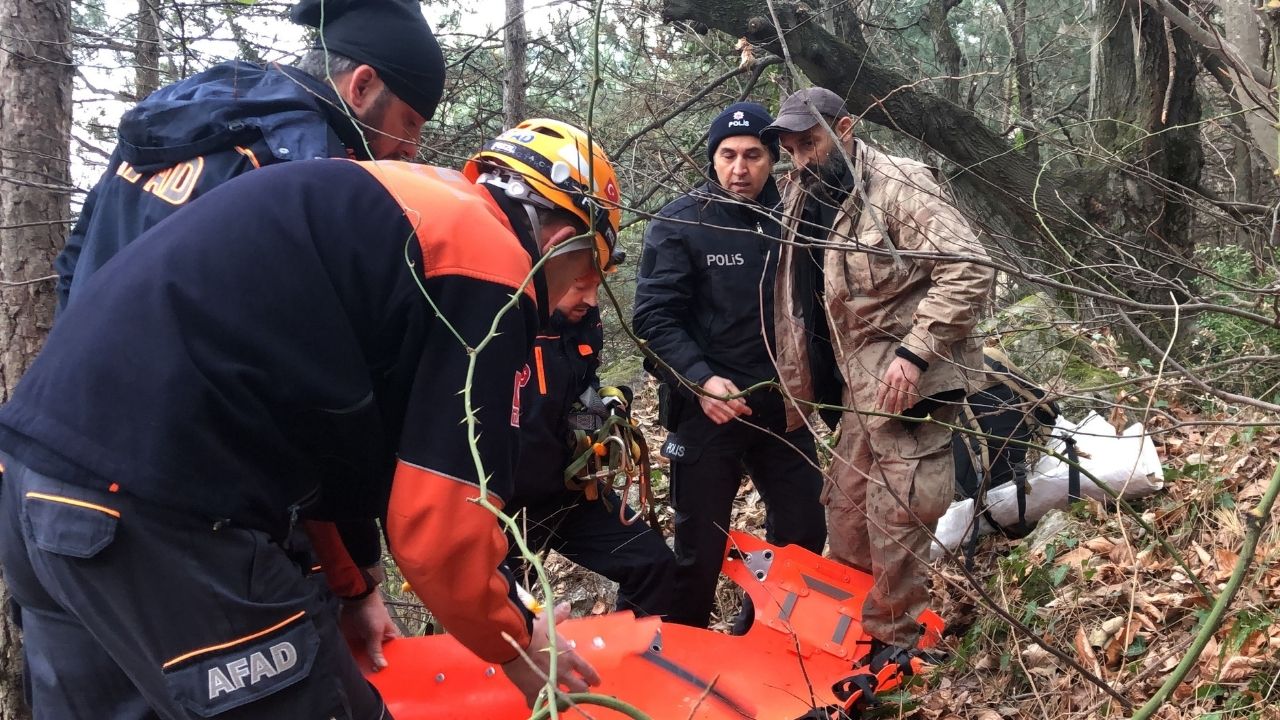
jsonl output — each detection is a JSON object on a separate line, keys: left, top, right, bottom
{"left": 836, "top": 115, "right": 855, "bottom": 142}
{"left": 339, "top": 65, "right": 381, "bottom": 114}
{"left": 540, "top": 224, "right": 579, "bottom": 255}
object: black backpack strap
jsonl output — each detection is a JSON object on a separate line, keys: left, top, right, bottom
{"left": 1013, "top": 465, "right": 1029, "bottom": 534}
{"left": 1064, "top": 435, "right": 1081, "bottom": 502}
{"left": 964, "top": 474, "right": 984, "bottom": 572}
{"left": 957, "top": 402, "right": 986, "bottom": 571}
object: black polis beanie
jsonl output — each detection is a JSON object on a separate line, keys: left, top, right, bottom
{"left": 291, "top": 0, "right": 446, "bottom": 121}
{"left": 706, "top": 101, "right": 780, "bottom": 162}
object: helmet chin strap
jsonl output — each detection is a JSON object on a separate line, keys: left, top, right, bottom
{"left": 522, "top": 202, "right": 544, "bottom": 249}
{"left": 521, "top": 204, "right": 594, "bottom": 263}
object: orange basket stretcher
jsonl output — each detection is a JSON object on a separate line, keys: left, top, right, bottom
{"left": 357, "top": 530, "right": 944, "bottom": 719}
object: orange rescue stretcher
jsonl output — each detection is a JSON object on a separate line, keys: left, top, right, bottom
{"left": 356, "top": 531, "right": 944, "bottom": 719}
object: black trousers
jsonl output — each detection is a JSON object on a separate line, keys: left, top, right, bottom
{"left": 664, "top": 409, "right": 826, "bottom": 628}
{"left": 506, "top": 487, "right": 676, "bottom": 618}
{"left": 0, "top": 458, "right": 387, "bottom": 720}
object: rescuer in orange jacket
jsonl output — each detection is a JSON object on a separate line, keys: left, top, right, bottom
{"left": 0, "top": 120, "right": 622, "bottom": 717}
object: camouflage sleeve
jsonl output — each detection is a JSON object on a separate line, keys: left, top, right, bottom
{"left": 892, "top": 166, "right": 995, "bottom": 365}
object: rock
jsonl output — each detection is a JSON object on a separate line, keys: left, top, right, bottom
{"left": 982, "top": 292, "right": 1121, "bottom": 414}
{"left": 1025, "top": 509, "right": 1079, "bottom": 556}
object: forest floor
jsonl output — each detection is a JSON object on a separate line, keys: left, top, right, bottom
{"left": 916, "top": 403, "right": 1280, "bottom": 720}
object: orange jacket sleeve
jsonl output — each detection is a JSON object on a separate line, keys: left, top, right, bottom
{"left": 386, "top": 462, "right": 531, "bottom": 662}
{"left": 303, "top": 520, "right": 376, "bottom": 600}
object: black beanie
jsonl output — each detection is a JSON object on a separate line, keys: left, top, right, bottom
{"left": 706, "top": 101, "right": 779, "bottom": 162}
{"left": 291, "top": 0, "right": 446, "bottom": 121}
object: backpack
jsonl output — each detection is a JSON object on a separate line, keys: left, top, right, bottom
{"left": 951, "top": 348, "right": 1079, "bottom": 567}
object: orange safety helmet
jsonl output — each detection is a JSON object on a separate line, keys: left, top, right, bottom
{"left": 463, "top": 119, "right": 622, "bottom": 271}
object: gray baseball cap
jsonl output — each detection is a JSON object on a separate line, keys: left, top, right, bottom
{"left": 761, "top": 87, "right": 850, "bottom": 141}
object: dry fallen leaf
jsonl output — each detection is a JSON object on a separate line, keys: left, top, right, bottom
{"left": 1195, "top": 636, "right": 1220, "bottom": 677}
{"left": 1109, "top": 542, "right": 1135, "bottom": 565}
{"left": 1084, "top": 537, "right": 1116, "bottom": 554}
{"left": 973, "top": 710, "right": 1003, "bottom": 720}
{"left": 1135, "top": 546, "right": 1165, "bottom": 571}
{"left": 1055, "top": 546, "right": 1094, "bottom": 567}
{"left": 1135, "top": 597, "right": 1167, "bottom": 625}
{"left": 1140, "top": 643, "right": 1179, "bottom": 674}
{"left": 1192, "top": 543, "right": 1213, "bottom": 567}
{"left": 1102, "top": 618, "right": 1143, "bottom": 669}
{"left": 1100, "top": 616, "right": 1126, "bottom": 637}
{"left": 1074, "top": 626, "right": 1101, "bottom": 676}
{"left": 1020, "top": 643, "right": 1056, "bottom": 677}
{"left": 1217, "top": 654, "right": 1266, "bottom": 682}
{"left": 925, "top": 691, "right": 954, "bottom": 713}
{"left": 1213, "top": 547, "right": 1240, "bottom": 582}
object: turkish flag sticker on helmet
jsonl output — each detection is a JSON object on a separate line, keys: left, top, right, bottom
{"left": 604, "top": 179, "right": 619, "bottom": 204}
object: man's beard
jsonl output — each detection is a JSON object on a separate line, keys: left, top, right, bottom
{"left": 799, "top": 149, "right": 847, "bottom": 192}
{"left": 357, "top": 88, "right": 400, "bottom": 158}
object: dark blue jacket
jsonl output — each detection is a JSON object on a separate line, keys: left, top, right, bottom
{"left": 55, "top": 61, "right": 369, "bottom": 311}
{"left": 510, "top": 308, "right": 603, "bottom": 506}
{"left": 633, "top": 178, "right": 783, "bottom": 396}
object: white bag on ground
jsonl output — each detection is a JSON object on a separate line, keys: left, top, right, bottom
{"left": 931, "top": 412, "right": 1164, "bottom": 559}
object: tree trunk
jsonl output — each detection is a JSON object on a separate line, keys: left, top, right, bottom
{"left": 994, "top": 0, "right": 1038, "bottom": 163}
{"left": 1202, "top": 51, "right": 1265, "bottom": 259}
{"left": 803, "top": 0, "right": 866, "bottom": 48}
{"left": 1085, "top": 0, "right": 1202, "bottom": 333}
{"left": 502, "top": 0, "right": 528, "bottom": 129}
{"left": 920, "top": 0, "right": 962, "bottom": 107}
{"left": 0, "top": 0, "right": 74, "bottom": 714}
{"left": 135, "top": 0, "right": 162, "bottom": 100}
{"left": 1218, "top": 0, "right": 1277, "bottom": 171}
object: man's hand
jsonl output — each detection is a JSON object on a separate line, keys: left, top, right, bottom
{"left": 339, "top": 591, "right": 402, "bottom": 671}
{"left": 698, "top": 375, "right": 752, "bottom": 424}
{"left": 501, "top": 602, "right": 601, "bottom": 708}
{"left": 875, "top": 356, "right": 922, "bottom": 416}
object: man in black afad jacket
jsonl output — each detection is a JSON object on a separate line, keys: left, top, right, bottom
{"left": 55, "top": 0, "right": 445, "bottom": 312}
{"left": 0, "top": 119, "right": 621, "bottom": 717}
{"left": 633, "top": 102, "right": 826, "bottom": 629}
{"left": 507, "top": 277, "right": 675, "bottom": 618}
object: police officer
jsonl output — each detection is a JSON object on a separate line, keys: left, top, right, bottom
{"left": 633, "top": 102, "right": 826, "bottom": 630}
{"left": 0, "top": 120, "right": 621, "bottom": 717}
{"left": 55, "top": 0, "right": 446, "bottom": 312}
{"left": 506, "top": 274, "right": 675, "bottom": 619}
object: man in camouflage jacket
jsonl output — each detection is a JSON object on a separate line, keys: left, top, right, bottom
{"left": 763, "top": 88, "right": 994, "bottom": 664}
